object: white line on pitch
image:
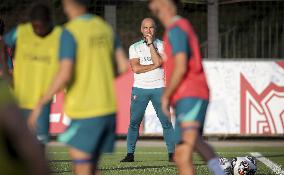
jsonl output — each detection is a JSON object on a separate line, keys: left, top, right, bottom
{"left": 250, "top": 152, "right": 284, "bottom": 175}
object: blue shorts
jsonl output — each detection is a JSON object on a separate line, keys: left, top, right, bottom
{"left": 174, "top": 98, "right": 209, "bottom": 143}
{"left": 21, "top": 103, "right": 51, "bottom": 144}
{"left": 58, "top": 114, "right": 116, "bottom": 156}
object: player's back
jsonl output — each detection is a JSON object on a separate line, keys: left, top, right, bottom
{"left": 64, "top": 15, "right": 116, "bottom": 118}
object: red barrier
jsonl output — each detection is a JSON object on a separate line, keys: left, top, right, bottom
{"left": 114, "top": 70, "right": 133, "bottom": 134}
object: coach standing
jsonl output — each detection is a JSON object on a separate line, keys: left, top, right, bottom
{"left": 120, "top": 18, "right": 175, "bottom": 163}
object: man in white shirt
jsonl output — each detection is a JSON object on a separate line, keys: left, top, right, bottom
{"left": 120, "top": 18, "right": 175, "bottom": 162}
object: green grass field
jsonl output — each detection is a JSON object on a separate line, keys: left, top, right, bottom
{"left": 48, "top": 142, "right": 284, "bottom": 175}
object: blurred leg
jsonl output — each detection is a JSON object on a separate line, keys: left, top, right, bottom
{"left": 195, "top": 136, "right": 224, "bottom": 175}
{"left": 175, "top": 98, "right": 224, "bottom": 175}
{"left": 92, "top": 115, "right": 115, "bottom": 174}
{"left": 174, "top": 98, "right": 209, "bottom": 175}
{"left": 195, "top": 135, "right": 216, "bottom": 161}
{"left": 175, "top": 122, "right": 199, "bottom": 175}
{"left": 69, "top": 148, "right": 93, "bottom": 175}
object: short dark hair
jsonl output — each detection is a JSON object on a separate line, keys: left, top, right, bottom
{"left": 29, "top": 3, "right": 52, "bottom": 24}
{"left": 148, "top": 0, "right": 180, "bottom": 6}
{"left": 73, "top": 0, "right": 92, "bottom": 8}
{"left": 0, "top": 18, "right": 4, "bottom": 35}
{"left": 172, "top": 0, "right": 180, "bottom": 6}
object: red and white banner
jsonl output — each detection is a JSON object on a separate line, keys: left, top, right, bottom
{"left": 240, "top": 61, "right": 284, "bottom": 135}
{"left": 50, "top": 61, "right": 284, "bottom": 135}
{"left": 203, "top": 61, "right": 284, "bottom": 135}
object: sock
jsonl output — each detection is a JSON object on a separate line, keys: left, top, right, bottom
{"left": 207, "top": 157, "right": 225, "bottom": 175}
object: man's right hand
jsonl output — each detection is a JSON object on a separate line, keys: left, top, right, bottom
{"left": 145, "top": 34, "right": 153, "bottom": 45}
{"left": 148, "top": 44, "right": 163, "bottom": 68}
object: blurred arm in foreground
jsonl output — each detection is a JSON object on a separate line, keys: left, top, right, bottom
{"left": 0, "top": 80, "right": 49, "bottom": 175}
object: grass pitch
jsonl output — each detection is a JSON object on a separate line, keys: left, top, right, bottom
{"left": 48, "top": 141, "right": 284, "bottom": 175}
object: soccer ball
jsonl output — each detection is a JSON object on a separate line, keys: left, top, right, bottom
{"left": 219, "top": 157, "right": 233, "bottom": 175}
{"left": 231, "top": 156, "right": 257, "bottom": 175}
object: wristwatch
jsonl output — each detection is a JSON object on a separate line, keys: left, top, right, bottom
{"left": 147, "top": 42, "right": 153, "bottom": 46}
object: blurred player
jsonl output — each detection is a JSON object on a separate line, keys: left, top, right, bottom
{"left": 0, "top": 19, "right": 13, "bottom": 79}
{"left": 0, "top": 79, "right": 49, "bottom": 175}
{"left": 149, "top": 0, "right": 225, "bottom": 175}
{"left": 120, "top": 18, "right": 175, "bottom": 162}
{"left": 3, "top": 3, "right": 62, "bottom": 146}
{"left": 29, "top": 0, "right": 128, "bottom": 174}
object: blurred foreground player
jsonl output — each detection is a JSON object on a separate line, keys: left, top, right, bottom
{"left": 0, "top": 79, "right": 49, "bottom": 175}
{"left": 29, "top": 0, "right": 128, "bottom": 175}
{"left": 149, "top": 0, "right": 225, "bottom": 175}
{"left": 3, "top": 3, "right": 62, "bottom": 145}
{"left": 0, "top": 19, "right": 13, "bottom": 79}
{"left": 121, "top": 18, "right": 175, "bottom": 162}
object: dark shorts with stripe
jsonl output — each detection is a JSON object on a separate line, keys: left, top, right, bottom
{"left": 58, "top": 113, "right": 116, "bottom": 156}
{"left": 21, "top": 103, "right": 51, "bottom": 144}
{"left": 174, "top": 97, "right": 209, "bottom": 144}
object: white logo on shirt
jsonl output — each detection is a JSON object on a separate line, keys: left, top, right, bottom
{"left": 129, "top": 39, "right": 165, "bottom": 89}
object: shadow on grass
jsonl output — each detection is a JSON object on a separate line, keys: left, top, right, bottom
{"left": 100, "top": 164, "right": 176, "bottom": 171}
{"left": 152, "top": 160, "right": 207, "bottom": 166}
{"left": 51, "top": 170, "right": 72, "bottom": 174}
{"left": 49, "top": 160, "right": 71, "bottom": 163}
{"left": 50, "top": 164, "right": 176, "bottom": 174}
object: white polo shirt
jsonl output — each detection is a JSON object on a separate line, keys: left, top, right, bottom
{"left": 129, "top": 39, "right": 165, "bottom": 89}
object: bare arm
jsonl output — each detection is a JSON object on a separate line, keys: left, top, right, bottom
{"left": 145, "top": 33, "right": 163, "bottom": 67}
{"left": 1, "top": 104, "right": 49, "bottom": 175}
{"left": 130, "top": 58, "right": 160, "bottom": 74}
{"left": 28, "top": 59, "right": 73, "bottom": 129}
{"left": 161, "top": 53, "right": 188, "bottom": 116}
{"left": 39, "top": 59, "right": 73, "bottom": 106}
{"left": 163, "top": 52, "right": 187, "bottom": 98}
{"left": 148, "top": 43, "right": 163, "bottom": 66}
{"left": 115, "top": 47, "right": 129, "bottom": 75}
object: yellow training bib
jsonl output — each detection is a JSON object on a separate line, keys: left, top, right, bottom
{"left": 14, "top": 23, "right": 61, "bottom": 109}
{"left": 64, "top": 16, "right": 116, "bottom": 118}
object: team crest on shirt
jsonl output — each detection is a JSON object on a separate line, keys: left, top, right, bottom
{"left": 132, "top": 95, "right": 137, "bottom": 101}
